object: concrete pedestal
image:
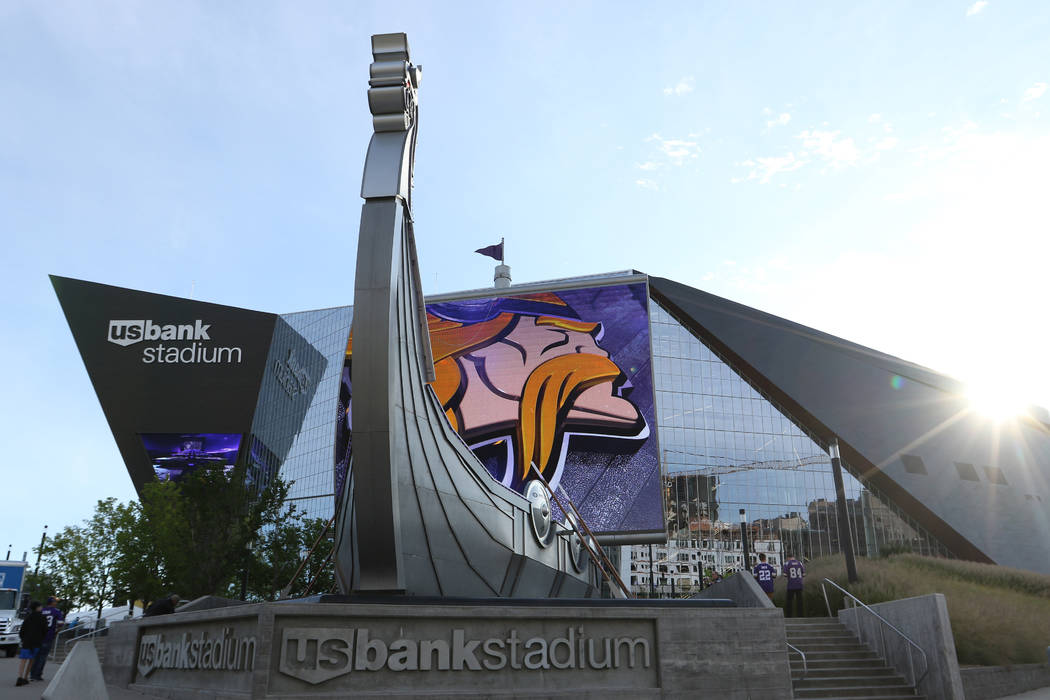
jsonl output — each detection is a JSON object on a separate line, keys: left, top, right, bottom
{"left": 103, "top": 598, "right": 792, "bottom": 699}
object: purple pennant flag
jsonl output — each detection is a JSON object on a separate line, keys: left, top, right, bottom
{"left": 475, "top": 242, "right": 504, "bottom": 262}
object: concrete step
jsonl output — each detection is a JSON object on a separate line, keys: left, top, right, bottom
{"left": 797, "top": 675, "right": 916, "bottom": 689}
{"left": 791, "top": 666, "right": 897, "bottom": 678}
{"left": 787, "top": 635, "right": 862, "bottom": 645}
{"left": 791, "top": 656, "right": 891, "bottom": 666}
{"left": 785, "top": 633, "right": 856, "bottom": 642}
{"left": 794, "top": 650, "right": 882, "bottom": 661}
{"left": 790, "top": 642, "right": 880, "bottom": 653}
{"left": 793, "top": 685, "right": 919, "bottom": 698}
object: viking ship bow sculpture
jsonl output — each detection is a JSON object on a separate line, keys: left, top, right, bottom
{"left": 334, "top": 33, "right": 601, "bottom": 598}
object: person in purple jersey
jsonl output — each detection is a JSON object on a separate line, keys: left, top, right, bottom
{"left": 752, "top": 553, "right": 777, "bottom": 600}
{"left": 782, "top": 553, "right": 806, "bottom": 617}
{"left": 29, "top": 596, "right": 65, "bottom": 681}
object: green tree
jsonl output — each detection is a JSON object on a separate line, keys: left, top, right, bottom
{"left": 111, "top": 501, "right": 166, "bottom": 609}
{"left": 20, "top": 570, "right": 64, "bottom": 610}
{"left": 139, "top": 466, "right": 291, "bottom": 599}
{"left": 37, "top": 498, "right": 130, "bottom": 620}
{"left": 248, "top": 516, "right": 334, "bottom": 600}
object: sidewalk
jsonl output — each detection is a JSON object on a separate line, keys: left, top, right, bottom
{"left": 3, "top": 652, "right": 1049, "bottom": 699}
{"left": 998, "top": 690, "right": 1050, "bottom": 700}
{"left": 0, "top": 656, "right": 165, "bottom": 700}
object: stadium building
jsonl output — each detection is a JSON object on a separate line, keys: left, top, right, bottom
{"left": 52, "top": 270, "right": 1050, "bottom": 592}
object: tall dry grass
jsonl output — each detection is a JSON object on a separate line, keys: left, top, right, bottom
{"left": 770, "top": 554, "right": 1050, "bottom": 666}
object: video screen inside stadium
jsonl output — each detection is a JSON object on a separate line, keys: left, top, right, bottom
{"left": 140, "top": 433, "right": 242, "bottom": 482}
{"left": 337, "top": 281, "right": 664, "bottom": 539}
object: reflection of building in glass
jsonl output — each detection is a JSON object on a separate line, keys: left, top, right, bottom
{"left": 250, "top": 306, "right": 353, "bottom": 521}
{"left": 626, "top": 536, "right": 784, "bottom": 596}
{"left": 620, "top": 298, "right": 953, "bottom": 595}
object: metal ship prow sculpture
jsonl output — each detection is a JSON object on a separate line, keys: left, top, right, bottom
{"left": 334, "top": 34, "right": 619, "bottom": 598}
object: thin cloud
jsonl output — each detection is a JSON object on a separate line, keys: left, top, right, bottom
{"left": 966, "top": 1, "right": 988, "bottom": 16}
{"left": 734, "top": 152, "right": 807, "bottom": 184}
{"left": 874, "top": 136, "right": 899, "bottom": 151}
{"left": 635, "top": 179, "right": 659, "bottom": 190}
{"left": 663, "top": 77, "right": 695, "bottom": 97}
{"left": 766, "top": 112, "right": 791, "bottom": 129}
{"left": 646, "top": 133, "right": 700, "bottom": 165}
{"left": 636, "top": 161, "right": 660, "bottom": 171}
{"left": 797, "top": 129, "right": 860, "bottom": 168}
{"left": 1022, "top": 82, "right": 1047, "bottom": 102}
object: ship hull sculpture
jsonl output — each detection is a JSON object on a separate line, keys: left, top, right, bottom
{"left": 334, "top": 34, "right": 603, "bottom": 598}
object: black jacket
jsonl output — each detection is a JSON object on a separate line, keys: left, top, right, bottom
{"left": 19, "top": 611, "right": 48, "bottom": 649}
{"left": 143, "top": 598, "right": 175, "bottom": 617}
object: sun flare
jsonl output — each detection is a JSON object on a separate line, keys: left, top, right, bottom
{"left": 965, "top": 381, "right": 1030, "bottom": 421}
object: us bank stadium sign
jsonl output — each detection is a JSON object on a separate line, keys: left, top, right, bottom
{"left": 108, "top": 319, "right": 244, "bottom": 364}
{"left": 278, "top": 626, "right": 652, "bottom": 684}
{"left": 137, "top": 627, "right": 256, "bottom": 677}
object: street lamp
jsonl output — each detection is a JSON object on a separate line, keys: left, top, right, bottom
{"left": 739, "top": 509, "right": 750, "bottom": 573}
{"left": 829, "top": 439, "right": 859, "bottom": 583}
{"left": 34, "top": 525, "right": 47, "bottom": 575}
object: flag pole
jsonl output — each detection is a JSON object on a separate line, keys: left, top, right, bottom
{"left": 500, "top": 236, "right": 504, "bottom": 264}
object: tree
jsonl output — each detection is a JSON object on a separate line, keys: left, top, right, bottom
{"left": 247, "top": 516, "right": 334, "bottom": 600}
{"left": 111, "top": 501, "right": 166, "bottom": 608}
{"left": 37, "top": 498, "right": 130, "bottom": 620}
{"left": 20, "top": 570, "right": 64, "bottom": 610}
{"left": 138, "top": 465, "right": 291, "bottom": 600}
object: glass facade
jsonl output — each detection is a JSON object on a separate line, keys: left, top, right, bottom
{"left": 623, "top": 299, "right": 951, "bottom": 595}
{"left": 246, "top": 305, "right": 353, "bottom": 523}
{"left": 236, "top": 286, "right": 955, "bottom": 594}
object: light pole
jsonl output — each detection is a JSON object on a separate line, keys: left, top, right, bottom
{"left": 34, "top": 525, "right": 47, "bottom": 575}
{"left": 648, "top": 544, "right": 655, "bottom": 598}
{"left": 829, "top": 439, "right": 859, "bottom": 583}
{"left": 739, "top": 509, "right": 750, "bottom": 573}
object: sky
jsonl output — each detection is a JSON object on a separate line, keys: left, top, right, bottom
{"left": 1, "top": 1, "right": 1048, "bottom": 563}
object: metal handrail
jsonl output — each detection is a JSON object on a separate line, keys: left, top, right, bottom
{"left": 527, "top": 462, "right": 632, "bottom": 599}
{"left": 820, "top": 578, "right": 929, "bottom": 689}
{"left": 60, "top": 624, "right": 108, "bottom": 656}
{"left": 786, "top": 642, "right": 807, "bottom": 682}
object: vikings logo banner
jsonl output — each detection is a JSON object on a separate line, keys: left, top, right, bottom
{"left": 336, "top": 282, "right": 663, "bottom": 538}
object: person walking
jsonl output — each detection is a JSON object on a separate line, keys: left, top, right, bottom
{"left": 782, "top": 553, "right": 806, "bottom": 617}
{"left": 15, "top": 602, "right": 47, "bottom": 686}
{"left": 752, "top": 553, "right": 777, "bottom": 600}
{"left": 29, "top": 596, "right": 65, "bottom": 682}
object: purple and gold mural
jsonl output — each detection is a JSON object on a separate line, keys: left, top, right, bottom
{"left": 336, "top": 282, "right": 663, "bottom": 538}
{"left": 141, "top": 432, "right": 242, "bottom": 482}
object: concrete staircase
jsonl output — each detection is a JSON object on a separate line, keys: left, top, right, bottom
{"left": 786, "top": 618, "right": 923, "bottom": 699}
{"left": 50, "top": 634, "right": 107, "bottom": 667}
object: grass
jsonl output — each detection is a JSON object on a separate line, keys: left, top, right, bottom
{"left": 770, "top": 554, "right": 1050, "bottom": 666}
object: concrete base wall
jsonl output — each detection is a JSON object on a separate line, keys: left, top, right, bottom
{"left": 692, "top": 572, "right": 775, "bottom": 609}
{"left": 839, "top": 593, "right": 964, "bottom": 700}
{"left": 102, "top": 599, "right": 793, "bottom": 699}
{"left": 961, "top": 664, "right": 1050, "bottom": 700}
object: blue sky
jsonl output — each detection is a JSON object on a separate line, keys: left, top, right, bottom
{"left": 2, "top": 1, "right": 1047, "bottom": 563}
